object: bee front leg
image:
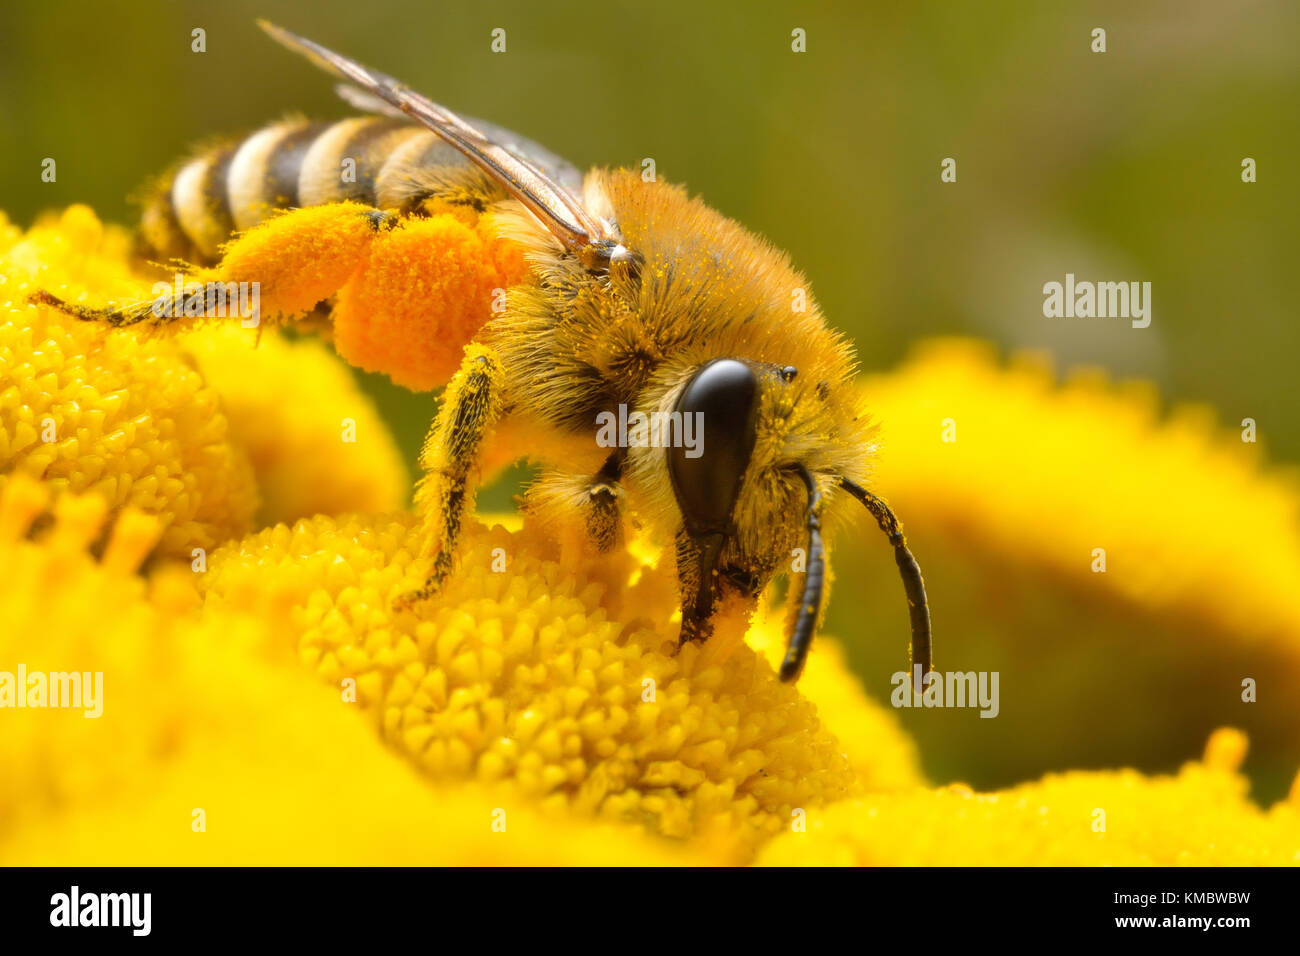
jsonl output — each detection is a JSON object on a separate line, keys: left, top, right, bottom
{"left": 398, "top": 343, "right": 505, "bottom": 609}
{"left": 675, "top": 530, "right": 725, "bottom": 647}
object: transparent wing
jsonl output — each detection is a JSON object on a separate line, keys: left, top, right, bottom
{"left": 259, "top": 20, "right": 603, "bottom": 252}
{"left": 333, "top": 82, "right": 584, "bottom": 193}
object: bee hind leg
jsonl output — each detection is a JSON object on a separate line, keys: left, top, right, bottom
{"left": 29, "top": 204, "right": 393, "bottom": 331}
{"left": 396, "top": 344, "right": 505, "bottom": 610}
{"left": 27, "top": 289, "right": 171, "bottom": 328}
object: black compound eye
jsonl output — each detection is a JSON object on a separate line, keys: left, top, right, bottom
{"left": 667, "top": 359, "right": 760, "bottom": 539}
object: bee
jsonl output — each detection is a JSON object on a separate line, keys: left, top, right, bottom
{"left": 34, "top": 20, "right": 931, "bottom": 683}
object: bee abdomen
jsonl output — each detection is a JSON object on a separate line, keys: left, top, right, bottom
{"left": 139, "top": 116, "right": 433, "bottom": 265}
{"left": 296, "top": 116, "right": 420, "bottom": 208}
{"left": 227, "top": 120, "right": 330, "bottom": 229}
{"left": 137, "top": 112, "right": 577, "bottom": 266}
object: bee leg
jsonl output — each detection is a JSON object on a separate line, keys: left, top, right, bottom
{"left": 207, "top": 202, "right": 395, "bottom": 321}
{"left": 397, "top": 343, "right": 505, "bottom": 609}
{"left": 583, "top": 452, "right": 625, "bottom": 553}
{"left": 28, "top": 204, "right": 391, "bottom": 330}
{"left": 26, "top": 290, "right": 165, "bottom": 327}
{"left": 675, "top": 531, "right": 725, "bottom": 647}
{"left": 517, "top": 456, "right": 624, "bottom": 561}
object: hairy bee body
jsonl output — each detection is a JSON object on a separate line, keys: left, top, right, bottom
{"left": 42, "top": 21, "right": 931, "bottom": 683}
{"left": 485, "top": 170, "right": 874, "bottom": 589}
{"left": 139, "top": 115, "right": 580, "bottom": 265}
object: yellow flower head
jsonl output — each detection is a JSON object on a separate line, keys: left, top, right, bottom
{"left": 0, "top": 476, "right": 701, "bottom": 865}
{"left": 178, "top": 325, "right": 409, "bottom": 525}
{"left": 865, "top": 339, "right": 1300, "bottom": 643}
{"left": 0, "top": 207, "right": 409, "bottom": 554}
{"left": 201, "top": 508, "right": 920, "bottom": 862}
{"left": 850, "top": 338, "right": 1300, "bottom": 792}
{"left": 757, "top": 728, "right": 1300, "bottom": 866}
{"left": 2, "top": 208, "right": 257, "bottom": 553}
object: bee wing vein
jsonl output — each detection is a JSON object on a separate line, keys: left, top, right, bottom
{"left": 258, "top": 19, "right": 603, "bottom": 252}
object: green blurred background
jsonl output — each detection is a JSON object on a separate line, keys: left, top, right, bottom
{"left": 3, "top": 0, "right": 1297, "bottom": 796}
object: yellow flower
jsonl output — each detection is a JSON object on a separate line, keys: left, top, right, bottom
{"left": 0, "top": 476, "right": 700, "bottom": 865}
{"left": 0, "top": 207, "right": 408, "bottom": 553}
{"left": 0, "top": 475, "right": 189, "bottom": 831}
{"left": 1, "top": 208, "right": 257, "bottom": 553}
{"left": 748, "top": 621, "right": 922, "bottom": 793}
{"left": 864, "top": 339, "right": 1300, "bottom": 643}
{"left": 178, "top": 325, "right": 409, "bottom": 525}
{"left": 200, "top": 509, "right": 920, "bottom": 862}
{"left": 841, "top": 338, "right": 1300, "bottom": 794}
{"left": 757, "top": 729, "right": 1300, "bottom": 866}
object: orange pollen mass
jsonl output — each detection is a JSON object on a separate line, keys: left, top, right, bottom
{"left": 332, "top": 212, "right": 530, "bottom": 391}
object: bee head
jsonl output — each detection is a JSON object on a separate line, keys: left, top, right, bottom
{"left": 659, "top": 356, "right": 931, "bottom": 685}
{"left": 662, "top": 358, "right": 808, "bottom": 625}
{"left": 663, "top": 356, "right": 828, "bottom": 575}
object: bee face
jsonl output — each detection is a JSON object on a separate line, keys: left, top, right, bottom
{"left": 615, "top": 344, "right": 869, "bottom": 639}
{"left": 717, "top": 363, "right": 871, "bottom": 594}
{"left": 664, "top": 358, "right": 780, "bottom": 610}
{"left": 664, "top": 360, "right": 834, "bottom": 557}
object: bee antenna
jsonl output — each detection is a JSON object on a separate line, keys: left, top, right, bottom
{"left": 838, "top": 477, "right": 932, "bottom": 691}
{"left": 780, "top": 465, "right": 826, "bottom": 682}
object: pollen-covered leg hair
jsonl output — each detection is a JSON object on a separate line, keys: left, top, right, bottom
{"left": 525, "top": 454, "right": 627, "bottom": 555}
{"left": 26, "top": 290, "right": 165, "bottom": 328}
{"left": 28, "top": 202, "right": 391, "bottom": 330}
{"left": 400, "top": 344, "right": 505, "bottom": 608}
{"left": 675, "top": 529, "right": 726, "bottom": 648}
{"left": 583, "top": 453, "right": 626, "bottom": 553}
{"left": 186, "top": 202, "right": 394, "bottom": 322}
{"left": 840, "top": 477, "right": 933, "bottom": 688}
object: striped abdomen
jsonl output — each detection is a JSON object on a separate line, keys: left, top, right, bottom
{"left": 138, "top": 114, "right": 581, "bottom": 266}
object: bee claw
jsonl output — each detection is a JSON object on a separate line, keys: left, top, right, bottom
{"left": 676, "top": 611, "right": 711, "bottom": 648}
{"left": 391, "top": 561, "right": 450, "bottom": 612}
